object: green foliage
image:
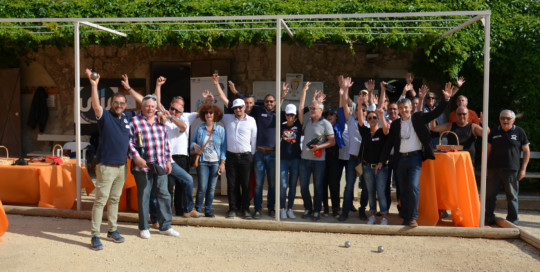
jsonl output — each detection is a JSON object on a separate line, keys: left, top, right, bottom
{"left": 0, "top": 0, "right": 538, "bottom": 167}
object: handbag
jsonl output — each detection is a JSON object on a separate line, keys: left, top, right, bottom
{"left": 191, "top": 128, "right": 213, "bottom": 168}
{"left": 146, "top": 162, "right": 168, "bottom": 176}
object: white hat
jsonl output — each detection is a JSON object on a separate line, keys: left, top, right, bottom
{"left": 232, "top": 98, "right": 245, "bottom": 108}
{"left": 285, "top": 104, "right": 297, "bottom": 115}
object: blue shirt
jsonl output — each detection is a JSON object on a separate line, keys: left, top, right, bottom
{"left": 251, "top": 105, "right": 277, "bottom": 149}
{"left": 96, "top": 110, "right": 136, "bottom": 165}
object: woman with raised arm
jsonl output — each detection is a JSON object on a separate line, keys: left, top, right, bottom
{"left": 357, "top": 82, "right": 390, "bottom": 225}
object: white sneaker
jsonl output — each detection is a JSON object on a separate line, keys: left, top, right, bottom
{"left": 367, "top": 215, "right": 376, "bottom": 225}
{"left": 140, "top": 229, "right": 151, "bottom": 239}
{"left": 381, "top": 218, "right": 388, "bottom": 225}
{"left": 160, "top": 228, "right": 179, "bottom": 237}
{"left": 287, "top": 209, "right": 296, "bottom": 219}
{"left": 281, "top": 208, "right": 287, "bottom": 219}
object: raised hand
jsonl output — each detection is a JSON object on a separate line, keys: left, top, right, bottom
{"left": 228, "top": 80, "right": 238, "bottom": 94}
{"left": 442, "top": 82, "right": 454, "bottom": 99}
{"left": 315, "top": 91, "right": 326, "bottom": 103}
{"left": 418, "top": 84, "right": 429, "bottom": 98}
{"left": 375, "top": 107, "right": 384, "bottom": 116}
{"left": 211, "top": 73, "right": 219, "bottom": 85}
{"left": 281, "top": 82, "right": 290, "bottom": 98}
{"left": 342, "top": 76, "right": 354, "bottom": 89}
{"left": 406, "top": 73, "right": 414, "bottom": 84}
{"left": 364, "top": 79, "right": 375, "bottom": 92}
{"left": 86, "top": 68, "right": 99, "bottom": 86}
{"left": 120, "top": 74, "right": 131, "bottom": 91}
{"left": 156, "top": 76, "right": 166, "bottom": 87}
{"left": 303, "top": 81, "right": 311, "bottom": 93}
{"left": 457, "top": 76, "right": 466, "bottom": 88}
{"left": 202, "top": 89, "right": 215, "bottom": 103}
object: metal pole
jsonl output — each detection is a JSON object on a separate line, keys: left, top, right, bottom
{"left": 479, "top": 14, "right": 490, "bottom": 228}
{"left": 275, "top": 18, "right": 282, "bottom": 221}
{"left": 74, "top": 21, "right": 82, "bottom": 211}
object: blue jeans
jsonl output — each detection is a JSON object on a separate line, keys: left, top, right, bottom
{"left": 396, "top": 153, "right": 422, "bottom": 221}
{"left": 299, "top": 159, "right": 325, "bottom": 213}
{"left": 342, "top": 156, "right": 360, "bottom": 215}
{"left": 280, "top": 158, "right": 300, "bottom": 210}
{"left": 254, "top": 151, "right": 276, "bottom": 212}
{"left": 485, "top": 168, "right": 519, "bottom": 224}
{"left": 150, "top": 162, "right": 193, "bottom": 220}
{"left": 133, "top": 171, "right": 172, "bottom": 231}
{"left": 363, "top": 164, "right": 389, "bottom": 214}
{"left": 195, "top": 161, "right": 220, "bottom": 213}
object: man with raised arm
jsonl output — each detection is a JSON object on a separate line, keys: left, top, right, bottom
{"left": 87, "top": 69, "right": 144, "bottom": 250}
{"left": 380, "top": 82, "right": 457, "bottom": 227}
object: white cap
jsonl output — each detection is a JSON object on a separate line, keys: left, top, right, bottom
{"left": 232, "top": 98, "right": 245, "bottom": 108}
{"left": 285, "top": 104, "right": 297, "bottom": 115}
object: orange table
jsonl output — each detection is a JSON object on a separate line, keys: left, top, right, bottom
{"left": 0, "top": 200, "right": 7, "bottom": 239}
{"left": 417, "top": 151, "right": 480, "bottom": 227}
{"left": 0, "top": 160, "right": 94, "bottom": 209}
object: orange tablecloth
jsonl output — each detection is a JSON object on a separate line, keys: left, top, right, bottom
{"left": 0, "top": 160, "right": 94, "bottom": 209}
{"left": 417, "top": 151, "right": 480, "bottom": 227}
{"left": 0, "top": 200, "right": 7, "bottom": 239}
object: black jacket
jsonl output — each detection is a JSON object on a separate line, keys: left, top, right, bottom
{"left": 27, "top": 87, "right": 49, "bottom": 132}
{"left": 380, "top": 98, "right": 449, "bottom": 163}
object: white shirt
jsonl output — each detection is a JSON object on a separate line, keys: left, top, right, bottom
{"left": 222, "top": 114, "right": 257, "bottom": 154}
{"left": 399, "top": 118, "right": 422, "bottom": 153}
{"left": 347, "top": 116, "right": 370, "bottom": 156}
{"left": 166, "top": 112, "right": 198, "bottom": 156}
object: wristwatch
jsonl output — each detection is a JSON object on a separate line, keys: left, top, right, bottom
{"left": 168, "top": 116, "right": 174, "bottom": 122}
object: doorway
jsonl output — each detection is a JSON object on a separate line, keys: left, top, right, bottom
{"left": 150, "top": 62, "right": 191, "bottom": 111}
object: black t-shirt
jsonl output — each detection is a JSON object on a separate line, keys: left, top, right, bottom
{"left": 359, "top": 125, "right": 387, "bottom": 164}
{"left": 449, "top": 122, "right": 476, "bottom": 161}
{"left": 488, "top": 125, "right": 529, "bottom": 171}
{"left": 280, "top": 119, "right": 302, "bottom": 160}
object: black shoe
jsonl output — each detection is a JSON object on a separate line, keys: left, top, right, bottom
{"left": 350, "top": 205, "right": 357, "bottom": 212}
{"left": 338, "top": 213, "right": 348, "bottom": 222}
{"left": 227, "top": 210, "right": 236, "bottom": 218}
{"left": 402, "top": 219, "right": 409, "bottom": 226}
{"left": 302, "top": 210, "right": 312, "bottom": 219}
{"left": 332, "top": 211, "right": 340, "bottom": 218}
{"left": 253, "top": 210, "right": 262, "bottom": 219}
{"left": 359, "top": 210, "right": 367, "bottom": 220}
{"left": 268, "top": 209, "right": 275, "bottom": 217}
{"left": 376, "top": 212, "right": 382, "bottom": 217}
{"left": 312, "top": 212, "right": 321, "bottom": 221}
{"left": 205, "top": 212, "right": 215, "bottom": 218}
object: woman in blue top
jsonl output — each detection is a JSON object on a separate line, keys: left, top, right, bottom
{"left": 190, "top": 103, "right": 226, "bottom": 218}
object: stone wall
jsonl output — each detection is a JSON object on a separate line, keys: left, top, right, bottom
{"left": 20, "top": 43, "right": 418, "bottom": 151}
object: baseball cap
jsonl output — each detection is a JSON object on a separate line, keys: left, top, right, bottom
{"left": 232, "top": 98, "right": 245, "bottom": 108}
{"left": 285, "top": 104, "right": 297, "bottom": 115}
{"left": 327, "top": 108, "right": 337, "bottom": 115}
{"left": 360, "top": 89, "right": 368, "bottom": 94}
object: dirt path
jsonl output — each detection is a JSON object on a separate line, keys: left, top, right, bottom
{"left": 1, "top": 213, "right": 539, "bottom": 271}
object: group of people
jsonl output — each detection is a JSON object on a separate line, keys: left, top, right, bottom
{"left": 88, "top": 69, "right": 530, "bottom": 251}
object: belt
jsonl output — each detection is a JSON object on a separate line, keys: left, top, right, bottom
{"left": 227, "top": 151, "right": 251, "bottom": 157}
{"left": 400, "top": 150, "right": 422, "bottom": 157}
{"left": 256, "top": 146, "right": 275, "bottom": 154}
{"left": 362, "top": 160, "right": 378, "bottom": 168}
{"left": 172, "top": 154, "right": 189, "bottom": 158}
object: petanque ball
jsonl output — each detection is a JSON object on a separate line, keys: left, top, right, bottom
{"left": 378, "top": 246, "right": 384, "bottom": 253}
{"left": 90, "top": 72, "right": 98, "bottom": 80}
{"left": 344, "top": 241, "right": 351, "bottom": 248}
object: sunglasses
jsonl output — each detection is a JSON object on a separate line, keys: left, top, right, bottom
{"left": 500, "top": 117, "right": 513, "bottom": 121}
{"left": 205, "top": 111, "right": 214, "bottom": 115}
{"left": 389, "top": 108, "right": 398, "bottom": 111}
{"left": 170, "top": 107, "right": 182, "bottom": 113}
{"left": 308, "top": 107, "right": 319, "bottom": 111}
{"left": 112, "top": 101, "right": 126, "bottom": 106}
{"left": 367, "top": 116, "right": 378, "bottom": 121}
{"left": 426, "top": 97, "right": 436, "bottom": 100}
{"left": 264, "top": 100, "right": 275, "bottom": 103}
{"left": 143, "top": 95, "right": 157, "bottom": 101}
{"left": 233, "top": 106, "right": 243, "bottom": 110}
{"left": 457, "top": 113, "right": 467, "bottom": 116}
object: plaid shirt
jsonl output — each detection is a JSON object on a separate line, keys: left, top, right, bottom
{"left": 128, "top": 113, "right": 171, "bottom": 172}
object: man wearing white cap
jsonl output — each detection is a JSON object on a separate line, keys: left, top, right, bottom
{"left": 221, "top": 98, "right": 257, "bottom": 218}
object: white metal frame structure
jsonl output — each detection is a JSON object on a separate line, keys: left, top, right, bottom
{"left": 0, "top": 11, "right": 491, "bottom": 227}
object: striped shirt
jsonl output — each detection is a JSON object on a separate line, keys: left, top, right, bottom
{"left": 128, "top": 113, "right": 171, "bottom": 172}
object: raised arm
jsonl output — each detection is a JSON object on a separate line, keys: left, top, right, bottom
{"left": 376, "top": 108, "right": 389, "bottom": 135}
{"left": 356, "top": 96, "right": 366, "bottom": 127}
{"left": 228, "top": 80, "right": 238, "bottom": 95}
{"left": 86, "top": 69, "right": 103, "bottom": 118}
{"left": 452, "top": 76, "right": 465, "bottom": 96}
{"left": 298, "top": 81, "right": 310, "bottom": 125}
{"left": 212, "top": 74, "right": 229, "bottom": 107}
{"left": 471, "top": 123, "right": 490, "bottom": 137}
{"left": 365, "top": 79, "right": 376, "bottom": 107}
{"left": 339, "top": 75, "right": 354, "bottom": 121}
{"left": 280, "top": 82, "right": 289, "bottom": 105}
{"left": 404, "top": 73, "right": 416, "bottom": 98}
{"left": 378, "top": 81, "right": 387, "bottom": 110}
{"left": 429, "top": 121, "right": 452, "bottom": 133}
{"left": 120, "top": 74, "right": 145, "bottom": 105}
{"left": 417, "top": 84, "right": 429, "bottom": 112}
{"left": 154, "top": 76, "right": 167, "bottom": 112}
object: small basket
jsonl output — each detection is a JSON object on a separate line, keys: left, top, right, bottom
{"left": 0, "top": 146, "right": 14, "bottom": 166}
{"left": 45, "top": 144, "right": 71, "bottom": 164}
{"left": 436, "top": 131, "right": 463, "bottom": 151}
